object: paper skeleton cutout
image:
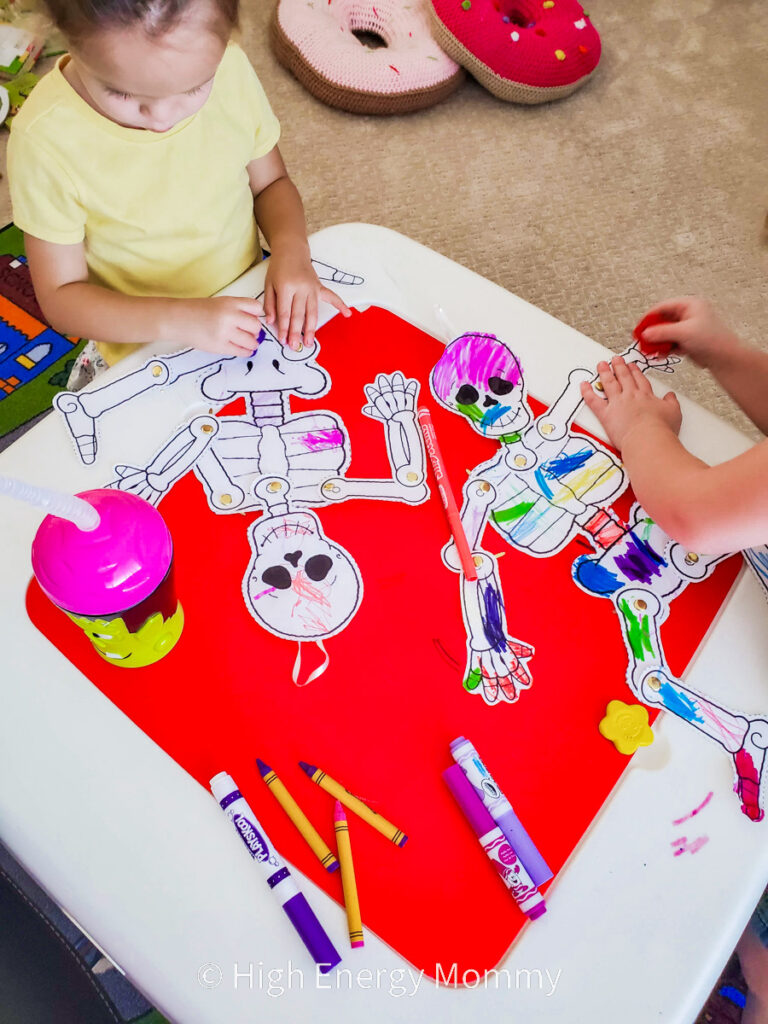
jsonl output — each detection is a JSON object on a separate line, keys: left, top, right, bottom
{"left": 431, "top": 331, "right": 768, "bottom": 822}
{"left": 54, "top": 262, "right": 429, "bottom": 681}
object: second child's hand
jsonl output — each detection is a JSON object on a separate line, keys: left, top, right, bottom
{"left": 580, "top": 356, "right": 682, "bottom": 452}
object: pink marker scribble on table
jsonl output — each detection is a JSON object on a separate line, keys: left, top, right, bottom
{"left": 671, "top": 836, "right": 709, "bottom": 857}
{"left": 672, "top": 791, "right": 713, "bottom": 826}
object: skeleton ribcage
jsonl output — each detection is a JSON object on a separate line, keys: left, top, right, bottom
{"left": 214, "top": 412, "right": 349, "bottom": 507}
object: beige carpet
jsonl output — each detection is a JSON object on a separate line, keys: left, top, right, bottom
{"left": 2, "top": 0, "right": 766, "bottom": 439}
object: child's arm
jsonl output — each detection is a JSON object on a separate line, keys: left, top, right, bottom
{"left": 580, "top": 357, "right": 768, "bottom": 555}
{"left": 637, "top": 297, "right": 768, "bottom": 435}
{"left": 25, "top": 235, "right": 264, "bottom": 357}
{"left": 248, "top": 147, "right": 351, "bottom": 351}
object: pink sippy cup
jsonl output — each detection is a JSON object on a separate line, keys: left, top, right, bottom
{"left": 31, "top": 489, "right": 184, "bottom": 668}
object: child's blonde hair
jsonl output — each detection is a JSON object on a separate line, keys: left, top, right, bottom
{"left": 43, "top": 0, "right": 238, "bottom": 42}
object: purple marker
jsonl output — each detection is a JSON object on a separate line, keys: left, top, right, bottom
{"left": 210, "top": 772, "right": 341, "bottom": 973}
{"left": 443, "top": 764, "right": 546, "bottom": 921}
{"left": 451, "top": 736, "right": 553, "bottom": 886}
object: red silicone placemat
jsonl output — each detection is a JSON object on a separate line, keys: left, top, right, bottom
{"left": 27, "top": 307, "right": 741, "bottom": 979}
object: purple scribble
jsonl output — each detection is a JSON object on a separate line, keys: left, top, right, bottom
{"left": 671, "top": 835, "right": 709, "bottom": 856}
{"left": 614, "top": 530, "right": 666, "bottom": 584}
{"left": 481, "top": 580, "right": 507, "bottom": 654}
{"left": 251, "top": 586, "right": 277, "bottom": 600}
{"left": 431, "top": 333, "right": 522, "bottom": 402}
{"left": 301, "top": 429, "right": 344, "bottom": 452}
{"left": 672, "top": 791, "right": 713, "bottom": 826}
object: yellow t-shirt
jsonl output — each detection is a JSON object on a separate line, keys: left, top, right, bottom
{"left": 7, "top": 42, "right": 280, "bottom": 365}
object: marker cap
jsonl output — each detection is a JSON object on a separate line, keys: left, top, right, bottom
{"left": 283, "top": 892, "right": 342, "bottom": 973}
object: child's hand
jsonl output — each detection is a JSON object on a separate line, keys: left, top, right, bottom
{"left": 172, "top": 296, "right": 265, "bottom": 356}
{"left": 580, "top": 356, "right": 682, "bottom": 451}
{"left": 263, "top": 251, "right": 351, "bottom": 351}
{"left": 636, "top": 296, "right": 741, "bottom": 369}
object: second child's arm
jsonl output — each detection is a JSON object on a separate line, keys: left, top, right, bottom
{"left": 581, "top": 357, "right": 768, "bottom": 555}
{"left": 25, "top": 235, "right": 264, "bottom": 357}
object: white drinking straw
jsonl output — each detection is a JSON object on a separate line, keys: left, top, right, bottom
{"left": 0, "top": 474, "right": 100, "bottom": 531}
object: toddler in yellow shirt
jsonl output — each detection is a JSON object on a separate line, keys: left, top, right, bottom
{"left": 7, "top": 0, "right": 349, "bottom": 386}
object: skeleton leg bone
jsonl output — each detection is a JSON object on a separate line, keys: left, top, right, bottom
{"left": 618, "top": 586, "right": 767, "bottom": 822}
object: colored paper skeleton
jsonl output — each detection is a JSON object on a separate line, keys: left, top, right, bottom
{"left": 54, "top": 262, "right": 428, "bottom": 680}
{"left": 430, "top": 332, "right": 768, "bottom": 822}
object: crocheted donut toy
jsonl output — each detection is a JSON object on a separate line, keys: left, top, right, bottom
{"left": 271, "top": 0, "right": 464, "bottom": 115}
{"left": 428, "top": 0, "right": 600, "bottom": 103}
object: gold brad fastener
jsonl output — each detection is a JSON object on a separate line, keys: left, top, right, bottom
{"left": 634, "top": 598, "right": 647, "bottom": 611}
{"left": 267, "top": 481, "right": 283, "bottom": 493}
{"left": 473, "top": 555, "right": 483, "bottom": 567}
{"left": 647, "top": 675, "right": 661, "bottom": 691}
{"left": 540, "top": 422, "right": 554, "bottom": 435}
{"left": 151, "top": 365, "right": 163, "bottom": 377}
{"left": 479, "top": 481, "right": 492, "bottom": 492}
{"left": 594, "top": 381, "right": 604, "bottom": 392}
{"left": 406, "top": 471, "right": 419, "bottom": 482}
{"left": 685, "top": 552, "right": 699, "bottom": 565}
{"left": 201, "top": 423, "right": 214, "bottom": 434}
{"left": 514, "top": 455, "right": 527, "bottom": 467}
{"left": 323, "top": 482, "right": 341, "bottom": 494}
{"left": 220, "top": 494, "right": 232, "bottom": 506}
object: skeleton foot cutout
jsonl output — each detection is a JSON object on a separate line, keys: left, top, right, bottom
{"left": 734, "top": 718, "right": 768, "bottom": 823}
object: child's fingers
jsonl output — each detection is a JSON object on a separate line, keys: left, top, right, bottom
{"left": 663, "top": 391, "right": 682, "bottom": 413}
{"left": 276, "top": 291, "right": 293, "bottom": 343}
{"left": 641, "top": 296, "right": 691, "bottom": 320}
{"left": 627, "top": 361, "right": 653, "bottom": 392}
{"left": 263, "top": 283, "right": 277, "bottom": 325}
{"left": 239, "top": 297, "right": 264, "bottom": 318}
{"left": 580, "top": 380, "right": 605, "bottom": 416}
{"left": 596, "top": 360, "right": 620, "bottom": 397}
{"left": 640, "top": 322, "right": 686, "bottom": 346}
{"left": 304, "top": 294, "right": 318, "bottom": 347}
{"left": 611, "top": 356, "right": 634, "bottom": 388}
{"left": 287, "top": 295, "right": 305, "bottom": 351}
{"left": 320, "top": 286, "right": 352, "bottom": 317}
{"left": 663, "top": 391, "right": 683, "bottom": 432}
{"left": 229, "top": 329, "right": 260, "bottom": 355}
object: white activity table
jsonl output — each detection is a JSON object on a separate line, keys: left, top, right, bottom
{"left": 1, "top": 224, "right": 766, "bottom": 1024}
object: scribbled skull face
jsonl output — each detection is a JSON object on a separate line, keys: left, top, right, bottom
{"left": 243, "top": 511, "right": 362, "bottom": 640}
{"left": 201, "top": 328, "right": 329, "bottom": 402}
{"left": 430, "top": 333, "right": 531, "bottom": 439}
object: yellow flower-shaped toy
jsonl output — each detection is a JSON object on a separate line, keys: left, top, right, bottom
{"left": 599, "top": 700, "right": 654, "bottom": 755}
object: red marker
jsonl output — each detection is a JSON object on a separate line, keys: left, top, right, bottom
{"left": 633, "top": 310, "right": 678, "bottom": 357}
{"left": 417, "top": 407, "right": 478, "bottom": 581}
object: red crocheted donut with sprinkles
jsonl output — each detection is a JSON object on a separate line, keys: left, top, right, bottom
{"left": 429, "top": 0, "right": 600, "bottom": 103}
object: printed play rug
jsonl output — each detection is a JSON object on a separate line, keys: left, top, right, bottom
{"left": 27, "top": 306, "right": 742, "bottom": 980}
{"left": 0, "top": 222, "right": 85, "bottom": 450}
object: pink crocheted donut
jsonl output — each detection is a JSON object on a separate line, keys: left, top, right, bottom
{"left": 429, "top": 0, "right": 600, "bottom": 103}
{"left": 271, "top": 0, "right": 464, "bottom": 115}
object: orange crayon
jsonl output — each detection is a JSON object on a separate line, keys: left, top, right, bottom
{"left": 299, "top": 762, "right": 408, "bottom": 847}
{"left": 256, "top": 759, "right": 339, "bottom": 873}
{"left": 334, "top": 801, "right": 364, "bottom": 948}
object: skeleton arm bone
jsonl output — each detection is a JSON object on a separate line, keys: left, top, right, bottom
{"left": 460, "top": 554, "right": 534, "bottom": 704}
{"left": 111, "top": 415, "right": 220, "bottom": 505}
{"left": 528, "top": 368, "right": 593, "bottom": 444}
{"left": 323, "top": 373, "right": 428, "bottom": 503}
{"left": 54, "top": 349, "right": 234, "bottom": 465}
{"left": 442, "top": 476, "right": 497, "bottom": 571}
